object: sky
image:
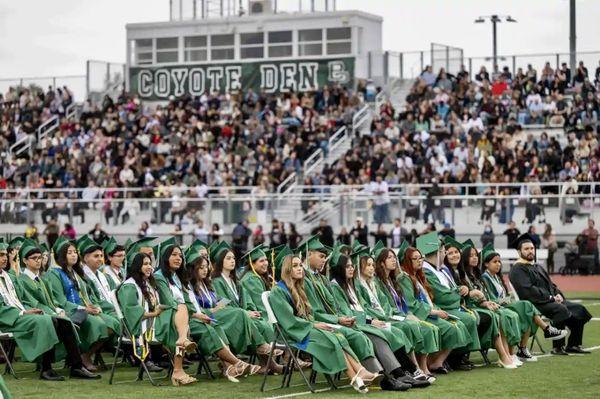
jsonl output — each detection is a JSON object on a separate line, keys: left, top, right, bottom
{"left": 1, "top": 0, "right": 599, "bottom": 79}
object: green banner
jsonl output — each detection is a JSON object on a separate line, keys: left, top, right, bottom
{"left": 129, "top": 57, "right": 354, "bottom": 100}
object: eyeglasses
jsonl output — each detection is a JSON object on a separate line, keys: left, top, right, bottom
{"left": 411, "top": 256, "right": 424, "bottom": 261}
{"left": 28, "top": 255, "right": 42, "bottom": 262}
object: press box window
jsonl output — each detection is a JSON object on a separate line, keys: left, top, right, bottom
{"left": 184, "top": 35, "right": 207, "bottom": 62}
{"left": 156, "top": 37, "right": 179, "bottom": 63}
{"left": 133, "top": 39, "right": 153, "bottom": 65}
{"left": 211, "top": 34, "right": 234, "bottom": 60}
{"left": 240, "top": 32, "right": 264, "bottom": 59}
{"left": 298, "top": 29, "right": 322, "bottom": 56}
{"left": 268, "top": 30, "right": 292, "bottom": 58}
{"left": 326, "top": 27, "right": 351, "bottom": 55}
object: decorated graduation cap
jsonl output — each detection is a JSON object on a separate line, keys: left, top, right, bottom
{"left": 273, "top": 245, "right": 294, "bottom": 282}
{"left": 511, "top": 233, "right": 535, "bottom": 251}
{"left": 396, "top": 240, "right": 410, "bottom": 263}
{"left": 8, "top": 236, "right": 24, "bottom": 251}
{"left": 18, "top": 238, "right": 41, "bottom": 267}
{"left": 416, "top": 231, "right": 441, "bottom": 256}
{"left": 480, "top": 243, "right": 500, "bottom": 264}
{"left": 370, "top": 240, "right": 387, "bottom": 262}
{"left": 209, "top": 241, "right": 232, "bottom": 264}
{"left": 77, "top": 235, "right": 103, "bottom": 257}
{"left": 443, "top": 235, "right": 462, "bottom": 251}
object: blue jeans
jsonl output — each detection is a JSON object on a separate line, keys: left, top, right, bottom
{"left": 374, "top": 203, "right": 390, "bottom": 224}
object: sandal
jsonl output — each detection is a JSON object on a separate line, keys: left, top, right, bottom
{"left": 171, "top": 373, "right": 197, "bottom": 386}
{"left": 357, "top": 367, "right": 383, "bottom": 386}
{"left": 223, "top": 366, "right": 241, "bottom": 383}
{"left": 232, "top": 361, "right": 251, "bottom": 377}
{"left": 256, "top": 345, "right": 283, "bottom": 356}
{"left": 176, "top": 338, "right": 198, "bottom": 354}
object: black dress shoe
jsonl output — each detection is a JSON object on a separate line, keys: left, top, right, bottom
{"left": 565, "top": 346, "right": 591, "bottom": 354}
{"left": 40, "top": 369, "right": 65, "bottom": 381}
{"left": 397, "top": 374, "right": 431, "bottom": 388}
{"left": 380, "top": 376, "right": 411, "bottom": 391}
{"left": 70, "top": 367, "right": 101, "bottom": 379}
{"left": 430, "top": 366, "right": 449, "bottom": 374}
{"left": 551, "top": 347, "right": 570, "bottom": 356}
{"left": 453, "top": 363, "right": 473, "bottom": 371}
{"left": 144, "top": 360, "right": 164, "bottom": 372}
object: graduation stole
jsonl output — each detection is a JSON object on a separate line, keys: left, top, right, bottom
{"left": 55, "top": 267, "right": 85, "bottom": 305}
{"left": 195, "top": 282, "right": 217, "bottom": 308}
{"left": 358, "top": 277, "right": 385, "bottom": 314}
{"left": 124, "top": 279, "right": 156, "bottom": 362}
{"left": 306, "top": 270, "right": 336, "bottom": 314}
{"left": 33, "top": 273, "right": 57, "bottom": 309}
{"left": 84, "top": 266, "right": 111, "bottom": 302}
{"left": 385, "top": 279, "right": 408, "bottom": 314}
{"left": 0, "top": 272, "right": 25, "bottom": 311}
{"left": 276, "top": 281, "right": 310, "bottom": 350}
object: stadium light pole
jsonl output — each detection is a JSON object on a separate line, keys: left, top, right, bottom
{"left": 475, "top": 15, "right": 517, "bottom": 74}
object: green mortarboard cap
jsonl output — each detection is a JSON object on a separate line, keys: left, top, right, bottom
{"left": 462, "top": 239, "right": 476, "bottom": 251}
{"left": 102, "top": 237, "right": 119, "bottom": 256}
{"left": 351, "top": 244, "right": 371, "bottom": 266}
{"left": 443, "top": 235, "right": 462, "bottom": 251}
{"left": 396, "top": 240, "right": 410, "bottom": 263}
{"left": 189, "top": 239, "right": 209, "bottom": 252}
{"left": 153, "top": 237, "right": 177, "bottom": 262}
{"left": 184, "top": 245, "right": 202, "bottom": 266}
{"left": 273, "top": 245, "right": 294, "bottom": 281}
{"left": 296, "top": 235, "right": 328, "bottom": 259}
{"left": 40, "top": 243, "right": 49, "bottom": 253}
{"left": 0, "top": 238, "right": 8, "bottom": 252}
{"left": 328, "top": 242, "right": 346, "bottom": 270}
{"left": 129, "top": 237, "right": 157, "bottom": 254}
{"left": 52, "top": 235, "right": 71, "bottom": 255}
{"left": 77, "top": 235, "right": 102, "bottom": 256}
{"left": 481, "top": 243, "right": 500, "bottom": 265}
{"left": 242, "top": 245, "right": 268, "bottom": 267}
{"left": 351, "top": 239, "right": 364, "bottom": 253}
{"left": 416, "top": 232, "right": 440, "bottom": 256}
{"left": 209, "top": 241, "right": 232, "bottom": 263}
{"left": 370, "top": 240, "right": 387, "bottom": 262}
{"left": 8, "top": 236, "right": 24, "bottom": 250}
{"left": 18, "top": 238, "right": 41, "bottom": 267}
{"left": 124, "top": 238, "right": 133, "bottom": 251}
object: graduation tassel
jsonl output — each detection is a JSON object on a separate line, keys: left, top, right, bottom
{"left": 270, "top": 249, "right": 276, "bottom": 288}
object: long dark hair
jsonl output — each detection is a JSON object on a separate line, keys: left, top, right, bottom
{"left": 189, "top": 255, "right": 213, "bottom": 293}
{"left": 211, "top": 249, "right": 238, "bottom": 286}
{"left": 158, "top": 245, "right": 187, "bottom": 286}
{"left": 460, "top": 246, "right": 482, "bottom": 285}
{"left": 400, "top": 247, "right": 434, "bottom": 300}
{"left": 55, "top": 243, "right": 85, "bottom": 281}
{"left": 443, "top": 247, "right": 462, "bottom": 285}
{"left": 330, "top": 254, "right": 356, "bottom": 305}
{"left": 375, "top": 248, "right": 403, "bottom": 297}
{"left": 481, "top": 252, "right": 510, "bottom": 294}
{"left": 241, "top": 254, "right": 272, "bottom": 289}
{"left": 126, "top": 252, "right": 157, "bottom": 308}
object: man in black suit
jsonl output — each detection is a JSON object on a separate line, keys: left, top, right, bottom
{"left": 509, "top": 233, "right": 592, "bottom": 355}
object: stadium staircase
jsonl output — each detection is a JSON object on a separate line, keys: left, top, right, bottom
{"left": 273, "top": 104, "right": 373, "bottom": 234}
{"left": 9, "top": 102, "right": 81, "bottom": 157}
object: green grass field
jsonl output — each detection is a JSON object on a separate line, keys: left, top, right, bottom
{"left": 5, "top": 294, "right": 600, "bottom": 399}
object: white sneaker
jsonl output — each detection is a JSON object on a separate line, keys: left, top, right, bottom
{"left": 511, "top": 355, "right": 524, "bottom": 367}
{"left": 498, "top": 360, "right": 518, "bottom": 369}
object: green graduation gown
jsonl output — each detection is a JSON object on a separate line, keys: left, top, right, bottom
{"left": 117, "top": 279, "right": 176, "bottom": 353}
{"left": 44, "top": 268, "right": 113, "bottom": 352}
{"left": 213, "top": 275, "right": 274, "bottom": 344}
{"left": 240, "top": 272, "right": 270, "bottom": 319}
{"left": 423, "top": 263, "right": 481, "bottom": 351}
{"left": 396, "top": 273, "right": 470, "bottom": 351}
{"left": 0, "top": 374, "right": 13, "bottom": 399}
{"left": 329, "top": 281, "right": 410, "bottom": 352}
{"left": 0, "top": 271, "right": 59, "bottom": 362}
{"left": 101, "top": 266, "right": 125, "bottom": 291}
{"left": 194, "top": 281, "right": 258, "bottom": 354}
{"left": 269, "top": 283, "right": 355, "bottom": 374}
{"left": 460, "top": 274, "right": 500, "bottom": 349}
{"left": 482, "top": 271, "right": 539, "bottom": 339}
{"left": 303, "top": 270, "right": 375, "bottom": 361}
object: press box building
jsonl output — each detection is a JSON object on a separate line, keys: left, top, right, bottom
{"left": 125, "top": 0, "right": 382, "bottom": 100}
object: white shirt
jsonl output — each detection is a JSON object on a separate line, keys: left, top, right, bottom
{"left": 23, "top": 268, "right": 63, "bottom": 314}
{"left": 370, "top": 181, "right": 390, "bottom": 206}
{"left": 423, "top": 261, "right": 454, "bottom": 289}
{"left": 83, "top": 264, "right": 113, "bottom": 301}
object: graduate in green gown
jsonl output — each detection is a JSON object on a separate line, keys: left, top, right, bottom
{"left": 417, "top": 232, "right": 481, "bottom": 372}
{"left": 44, "top": 237, "right": 117, "bottom": 372}
{"left": 328, "top": 245, "right": 430, "bottom": 391}
{"left": 480, "top": 244, "right": 567, "bottom": 362}
{"left": 6, "top": 237, "right": 24, "bottom": 278}
{"left": 210, "top": 242, "right": 278, "bottom": 355}
{"left": 396, "top": 243, "right": 471, "bottom": 376}
{"left": 268, "top": 253, "right": 377, "bottom": 394}
{"left": 16, "top": 239, "right": 100, "bottom": 380}
{"left": 101, "top": 237, "right": 126, "bottom": 290}
{"left": 188, "top": 251, "right": 268, "bottom": 358}
{"left": 298, "top": 235, "right": 382, "bottom": 375}
{"left": 460, "top": 241, "right": 524, "bottom": 365}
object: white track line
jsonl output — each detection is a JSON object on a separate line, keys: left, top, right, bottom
{"left": 265, "top": 346, "right": 600, "bottom": 399}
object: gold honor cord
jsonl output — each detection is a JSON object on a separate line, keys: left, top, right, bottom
{"left": 308, "top": 272, "right": 336, "bottom": 314}
{"left": 40, "top": 278, "right": 57, "bottom": 309}
{"left": 271, "top": 249, "right": 276, "bottom": 288}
